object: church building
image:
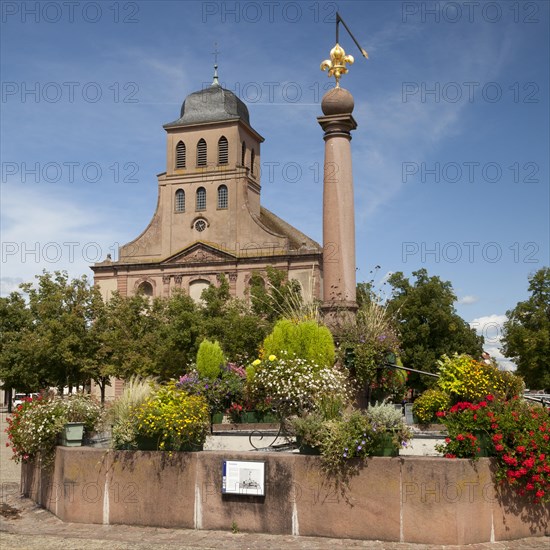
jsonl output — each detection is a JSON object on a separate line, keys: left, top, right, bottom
{"left": 92, "top": 69, "right": 323, "bottom": 302}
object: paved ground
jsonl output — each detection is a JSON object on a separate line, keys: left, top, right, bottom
{"left": 1, "top": 411, "right": 548, "bottom": 549}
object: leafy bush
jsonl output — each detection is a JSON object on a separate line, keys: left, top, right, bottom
{"left": 437, "top": 354, "right": 523, "bottom": 403}
{"left": 134, "top": 383, "right": 210, "bottom": 451}
{"left": 412, "top": 389, "right": 451, "bottom": 424}
{"left": 366, "top": 402, "right": 413, "bottom": 447}
{"left": 262, "top": 319, "right": 335, "bottom": 367}
{"left": 337, "top": 301, "right": 400, "bottom": 389}
{"left": 435, "top": 396, "right": 550, "bottom": 504}
{"left": 176, "top": 363, "right": 246, "bottom": 413}
{"left": 111, "top": 376, "right": 154, "bottom": 450}
{"left": 6, "top": 393, "right": 104, "bottom": 463}
{"left": 247, "top": 354, "right": 350, "bottom": 416}
{"left": 320, "top": 410, "right": 377, "bottom": 471}
{"left": 196, "top": 339, "right": 225, "bottom": 379}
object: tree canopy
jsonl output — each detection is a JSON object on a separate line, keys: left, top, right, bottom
{"left": 0, "top": 270, "right": 272, "bottom": 401}
{"left": 386, "top": 269, "right": 484, "bottom": 389}
{"left": 502, "top": 267, "right": 550, "bottom": 390}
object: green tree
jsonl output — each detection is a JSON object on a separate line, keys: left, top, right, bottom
{"left": 386, "top": 269, "right": 483, "bottom": 389}
{"left": 200, "top": 275, "right": 270, "bottom": 362}
{"left": 249, "top": 267, "right": 303, "bottom": 322}
{"left": 19, "top": 271, "right": 99, "bottom": 392}
{"left": 502, "top": 267, "right": 550, "bottom": 390}
{"left": 0, "top": 292, "right": 36, "bottom": 398}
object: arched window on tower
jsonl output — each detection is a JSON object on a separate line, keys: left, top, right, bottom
{"left": 217, "top": 185, "right": 228, "bottom": 209}
{"left": 251, "top": 149, "right": 255, "bottom": 176}
{"left": 175, "top": 189, "right": 185, "bottom": 212}
{"left": 241, "top": 141, "right": 246, "bottom": 167}
{"left": 175, "top": 141, "right": 186, "bottom": 169}
{"left": 197, "top": 139, "right": 207, "bottom": 167}
{"left": 218, "top": 136, "right": 228, "bottom": 165}
{"left": 196, "top": 187, "right": 206, "bottom": 211}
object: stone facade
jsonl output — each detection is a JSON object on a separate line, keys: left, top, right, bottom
{"left": 92, "top": 80, "right": 322, "bottom": 303}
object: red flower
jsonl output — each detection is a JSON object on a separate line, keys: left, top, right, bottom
{"left": 516, "top": 445, "right": 526, "bottom": 453}
{"left": 436, "top": 411, "right": 445, "bottom": 417}
{"left": 539, "top": 454, "right": 546, "bottom": 461}
{"left": 495, "top": 444, "right": 504, "bottom": 452}
{"left": 445, "top": 453, "right": 456, "bottom": 459}
{"left": 486, "top": 394, "right": 494, "bottom": 401}
{"left": 456, "top": 434, "right": 465, "bottom": 441}
{"left": 536, "top": 490, "right": 545, "bottom": 499}
{"left": 491, "top": 423, "right": 499, "bottom": 430}
{"left": 492, "top": 433, "right": 503, "bottom": 442}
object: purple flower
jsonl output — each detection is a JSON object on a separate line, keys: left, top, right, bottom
{"left": 357, "top": 445, "right": 362, "bottom": 451}
{"left": 343, "top": 452, "right": 348, "bottom": 458}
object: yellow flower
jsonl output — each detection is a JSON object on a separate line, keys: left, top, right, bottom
{"left": 252, "top": 359, "right": 261, "bottom": 366}
{"left": 268, "top": 355, "right": 276, "bottom": 362}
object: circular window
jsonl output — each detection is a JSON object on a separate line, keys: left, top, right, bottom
{"left": 194, "top": 219, "right": 207, "bottom": 232}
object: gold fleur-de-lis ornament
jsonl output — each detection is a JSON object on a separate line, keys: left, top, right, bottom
{"left": 321, "top": 43, "right": 363, "bottom": 88}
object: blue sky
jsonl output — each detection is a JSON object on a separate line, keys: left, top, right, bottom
{"left": 1, "top": 1, "right": 549, "bottom": 369}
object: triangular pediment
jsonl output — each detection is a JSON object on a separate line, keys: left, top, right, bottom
{"left": 162, "top": 242, "right": 237, "bottom": 265}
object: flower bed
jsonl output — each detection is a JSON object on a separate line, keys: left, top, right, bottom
{"left": 436, "top": 395, "right": 550, "bottom": 503}
{"left": 6, "top": 393, "right": 103, "bottom": 463}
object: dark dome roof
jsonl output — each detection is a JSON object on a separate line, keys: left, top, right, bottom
{"left": 164, "top": 83, "right": 250, "bottom": 128}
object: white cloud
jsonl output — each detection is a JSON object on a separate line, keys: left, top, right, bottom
{"left": 0, "top": 182, "right": 130, "bottom": 296}
{"left": 458, "top": 295, "right": 478, "bottom": 305}
{"left": 469, "top": 314, "right": 515, "bottom": 371}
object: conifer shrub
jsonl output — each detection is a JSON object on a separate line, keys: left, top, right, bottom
{"left": 196, "top": 339, "right": 225, "bottom": 379}
{"left": 262, "top": 319, "right": 335, "bottom": 367}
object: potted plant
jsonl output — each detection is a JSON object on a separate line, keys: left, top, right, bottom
{"left": 110, "top": 376, "right": 154, "bottom": 450}
{"left": 132, "top": 382, "right": 210, "bottom": 452}
{"left": 366, "top": 402, "right": 413, "bottom": 456}
{"left": 292, "top": 412, "right": 327, "bottom": 455}
{"left": 435, "top": 395, "right": 550, "bottom": 504}
{"left": 246, "top": 354, "right": 351, "bottom": 419}
{"left": 6, "top": 393, "right": 104, "bottom": 464}
{"left": 58, "top": 394, "right": 104, "bottom": 447}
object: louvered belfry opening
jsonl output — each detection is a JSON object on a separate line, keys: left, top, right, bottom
{"left": 197, "top": 139, "right": 207, "bottom": 167}
{"left": 241, "top": 141, "right": 246, "bottom": 166}
{"left": 175, "top": 141, "right": 186, "bottom": 168}
{"left": 218, "top": 136, "right": 228, "bottom": 165}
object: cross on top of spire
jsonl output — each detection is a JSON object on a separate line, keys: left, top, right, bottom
{"left": 212, "top": 42, "right": 220, "bottom": 86}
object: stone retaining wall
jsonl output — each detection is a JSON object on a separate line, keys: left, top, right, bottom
{"left": 21, "top": 448, "right": 549, "bottom": 545}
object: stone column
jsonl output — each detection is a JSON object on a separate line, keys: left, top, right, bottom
{"left": 317, "top": 87, "right": 358, "bottom": 318}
